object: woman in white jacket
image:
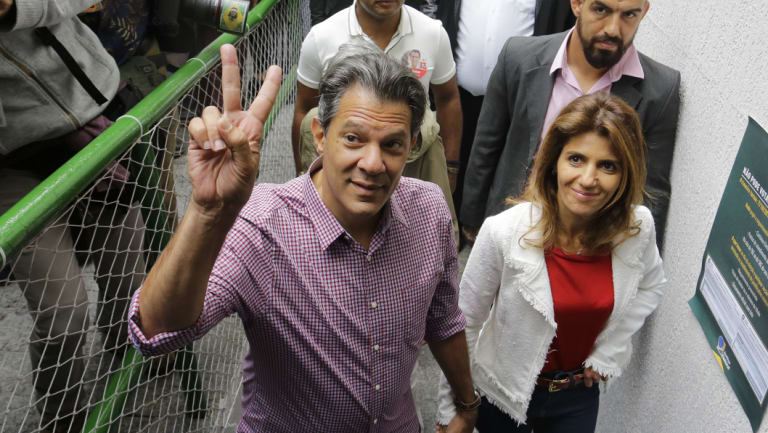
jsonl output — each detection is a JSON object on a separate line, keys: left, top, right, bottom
{"left": 437, "top": 92, "right": 666, "bottom": 432}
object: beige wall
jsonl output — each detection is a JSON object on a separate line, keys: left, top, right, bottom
{"left": 596, "top": 1, "right": 768, "bottom": 432}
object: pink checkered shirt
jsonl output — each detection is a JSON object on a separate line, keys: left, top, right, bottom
{"left": 128, "top": 165, "right": 466, "bottom": 432}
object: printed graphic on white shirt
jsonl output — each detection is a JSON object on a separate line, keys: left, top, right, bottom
{"left": 401, "top": 49, "right": 428, "bottom": 79}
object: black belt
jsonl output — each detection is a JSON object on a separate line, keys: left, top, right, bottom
{"left": 536, "top": 369, "right": 587, "bottom": 392}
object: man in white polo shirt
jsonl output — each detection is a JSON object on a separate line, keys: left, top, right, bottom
{"left": 293, "top": 0, "right": 462, "bottom": 241}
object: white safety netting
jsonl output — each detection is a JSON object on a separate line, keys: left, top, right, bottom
{"left": 0, "top": 1, "right": 309, "bottom": 431}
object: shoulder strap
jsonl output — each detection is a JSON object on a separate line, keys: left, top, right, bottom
{"left": 34, "top": 27, "right": 108, "bottom": 105}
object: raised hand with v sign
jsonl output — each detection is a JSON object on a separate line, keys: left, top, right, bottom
{"left": 137, "top": 45, "right": 282, "bottom": 339}
{"left": 187, "top": 43, "right": 282, "bottom": 221}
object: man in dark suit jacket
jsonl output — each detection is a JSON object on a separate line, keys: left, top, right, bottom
{"left": 462, "top": 0, "right": 680, "bottom": 249}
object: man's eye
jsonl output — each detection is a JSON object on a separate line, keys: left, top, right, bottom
{"left": 344, "top": 134, "right": 358, "bottom": 142}
{"left": 595, "top": 6, "right": 606, "bottom": 14}
{"left": 624, "top": 11, "right": 636, "bottom": 18}
{"left": 384, "top": 141, "right": 403, "bottom": 150}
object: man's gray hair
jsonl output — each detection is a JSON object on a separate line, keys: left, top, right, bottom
{"left": 317, "top": 43, "right": 426, "bottom": 138}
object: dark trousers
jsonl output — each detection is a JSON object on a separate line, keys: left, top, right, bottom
{"left": 476, "top": 384, "right": 600, "bottom": 433}
{"left": 453, "top": 85, "right": 485, "bottom": 228}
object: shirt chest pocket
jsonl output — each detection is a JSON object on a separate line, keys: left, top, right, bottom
{"left": 397, "top": 273, "right": 439, "bottom": 344}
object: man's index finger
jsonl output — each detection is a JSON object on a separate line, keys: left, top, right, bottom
{"left": 220, "top": 44, "right": 243, "bottom": 114}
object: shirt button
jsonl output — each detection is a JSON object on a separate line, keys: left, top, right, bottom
{"left": 373, "top": 344, "right": 380, "bottom": 351}
{"left": 375, "top": 384, "right": 381, "bottom": 391}
{"left": 373, "top": 418, "right": 378, "bottom": 424}
{"left": 366, "top": 255, "right": 372, "bottom": 262}
{"left": 370, "top": 301, "right": 378, "bottom": 309}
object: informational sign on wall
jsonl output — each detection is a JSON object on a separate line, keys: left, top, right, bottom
{"left": 690, "top": 118, "right": 768, "bottom": 432}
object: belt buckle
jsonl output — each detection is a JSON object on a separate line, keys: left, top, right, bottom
{"left": 548, "top": 378, "right": 569, "bottom": 392}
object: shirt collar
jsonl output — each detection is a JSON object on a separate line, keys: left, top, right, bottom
{"left": 302, "top": 157, "right": 405, "bottom": 250}
{"left": 347, "top": 0, "right": 412, "bottom": 40}
{"left": 550, "top": 27, "right": 644, "bottom": 82}
{"left": 388, "top": 185, "right": 408, "bottom": 227}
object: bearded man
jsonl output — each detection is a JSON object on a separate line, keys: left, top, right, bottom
{"left": 460, "top": 0, "right": 680, "bottom": 250}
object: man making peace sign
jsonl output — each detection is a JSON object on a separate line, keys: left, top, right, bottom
{"left": 128, "top": 43, "right": 477, "bottom": 432}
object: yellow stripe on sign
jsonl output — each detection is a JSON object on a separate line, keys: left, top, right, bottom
{"left": 713, "top": 350, "right": 724, "bottom": 372}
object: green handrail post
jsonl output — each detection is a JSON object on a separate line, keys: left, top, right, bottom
{"left": 82, "top": 348, "right": 144, "bottom": 433}
{"left": 127, "top": 140, "right": 174, "bottom": 269}
{"left": 178, "top": 345, "right": 208, "bottom": 419}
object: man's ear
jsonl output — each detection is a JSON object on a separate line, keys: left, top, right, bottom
{"left": 570, "top": 0, "right": 583, "bottom": 17}
{"left": 641, "top": 1, "right": 650, "bottom": 19}
{"left": 311, "top": 117, "right": 326, "bottom": 155}
{"left": 409, "top": 132, "right": 419, "bottom": 153}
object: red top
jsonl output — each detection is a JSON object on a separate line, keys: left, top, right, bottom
{"left": 542, "top": 247, "right": 614, "bottom": 373}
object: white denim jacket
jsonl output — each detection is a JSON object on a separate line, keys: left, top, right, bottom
{"left": 437, "top": 202, "right": 666, "bottom": 425}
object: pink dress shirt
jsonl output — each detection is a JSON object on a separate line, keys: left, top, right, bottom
{"left": 540, "top": 28, "right": 645, "bottom": 143}
{"left": 128, "top": 160, "right": 465, "bottom": 432}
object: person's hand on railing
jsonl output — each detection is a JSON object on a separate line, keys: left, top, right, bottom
{"left": 187, "top": 44, "right": 282, "bottom": 221}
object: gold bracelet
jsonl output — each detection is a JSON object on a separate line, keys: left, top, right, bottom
{"left": 453, "top": 391, "right": 481, "bottom": 411}
{"left": 446, "top": 166, "right": 459, "bottom": 175}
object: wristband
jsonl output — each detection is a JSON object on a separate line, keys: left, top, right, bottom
{"left": 446, "top": 160, "right": 460, "bottom": 169}
{"left": 453, "top": 390, "right": 481, "bottom": 411}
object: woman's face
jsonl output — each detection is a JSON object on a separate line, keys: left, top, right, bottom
{"left": 555, "top": 131, "right": 622, "bottom": 227}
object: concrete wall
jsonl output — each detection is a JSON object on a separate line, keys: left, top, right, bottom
{"left": 597, "top": 1, "right": 768, "bottom": 432}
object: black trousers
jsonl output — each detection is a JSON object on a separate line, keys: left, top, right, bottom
{"left": 453, "top": 85, "right": 485, "bottom": 227}
{"left": 476, "top": 384, "right": 600, "bottom": 433}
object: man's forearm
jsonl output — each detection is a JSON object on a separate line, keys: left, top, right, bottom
{"left": 429, "top": 330, "right": 475, "bottom": 403}
{"left": 436, "top": 95, "right": 462, "bottom": 163}
{"left": 138, "top": 204, "right": 238, "bottom": 339}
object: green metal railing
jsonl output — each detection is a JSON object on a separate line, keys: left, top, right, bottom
{"left": 0, "top": 0, "right": 298, "bottom": 431}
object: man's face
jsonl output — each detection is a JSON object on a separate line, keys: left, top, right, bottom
{"left": 572, "top": 0, "right": 649, "bottom": 69}
{"left": 356, "top": 0, "right": 404, "bottom": 20}
{"left": 409, "top": 51, "right": 420, "bottom": 67}
{"left": 312, "top": 85, "right": 416, "bottom": 230}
